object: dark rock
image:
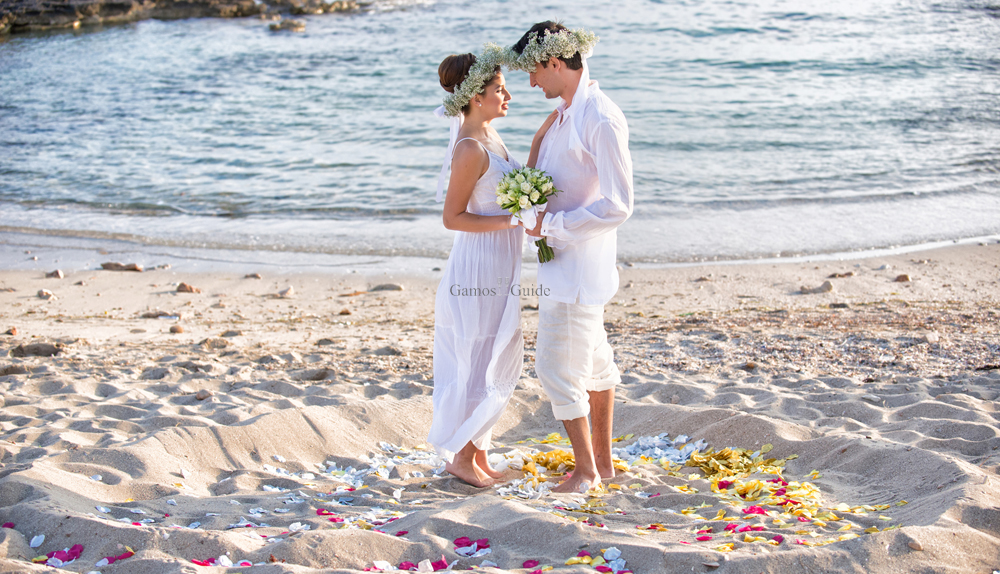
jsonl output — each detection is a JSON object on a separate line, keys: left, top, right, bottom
{"left": 369, "top": 283, "right": 403, "bottom": 292}
{"left": 141, "top": 310, "right": 180, "bottom": 319}
{"left": 177, "top": 282, "right": 201, "bottom": 293}
{"left": 0, "top": 364, "right": 30, "bottom": 376}
{"left": 195, "top": 389, "right": 213, "bottom": 400}
{"left": 245, "top": 273, "right": 263, "bottom": 279}
{"left": 169, "top": 325, "right": 184, "bottom": 334}
{"left": 220, "top": 330, "right": 242, "bottom": 337}
{"left": 338, "top": 308, "right": 351, "bottom": 315}
{"left": 269, "top": 17, "right": 304, "bottom": 30}
{"left": 46, "top": 270, "right": 64, "bottom": 279}
{"left": 829, "top": 302, "right": 850, "bottom": 309}
{"left": 3, "top": 327, "right": 16, "bottom": 336}
{"left": 372, "top": 346, "right": 403, "bottom": 356}
{"left": 894, "top": 274, "right": 911, "bottom": 283}
{"left": 101, "top": 262, "right": 143, "bottom": 272}
{"left": 828, "top": 271, "right": 856, "bottom": 278}
{"left": 10, "top": 342, "right": 62, "bottom": 357}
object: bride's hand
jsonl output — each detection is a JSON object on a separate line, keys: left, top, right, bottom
{"left": 527, "top": 110, "right": 559, "bottom": 168}
{"left": 535, "top": 110, "right": 558, "bottom": 142}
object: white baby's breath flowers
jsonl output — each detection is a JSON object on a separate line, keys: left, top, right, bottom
{"left": 509, "top": 28, "right": 599, "bottom": 72}
{"left": 442, "top": 43, "right": 518, "bottom": 117}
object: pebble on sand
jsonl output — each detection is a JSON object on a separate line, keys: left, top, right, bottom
{"left": 101, "top": 262, "right": 144, "bottom": 272}
{"left": 221, "top": 330, "right": 242, "bottom": 337}
{"left": 908, "top": 541, "right": 923, "bottom": 551}
{"left": 245, "top": 273, "right": 263, "bottom": 279}
{"left": 278, "top": 286, "right": 295, "bottom": 298}
{"left": 800, "top": 280, "right": 834, "bottom": 294}
{"left": 36, "top": 289, "right": 56, "bottom": 300}
{"left": 170, "top": 325, "right": 184, "bottom": 334}
{"left": 338, "top": 308, "right": 352, "bottom": 316}
{"left": 195, "top": 390, "right": 213, "bottom": 400}
{"left": 370, "top": 283, "right": 404, "bottom": 292}
{"left": 3, "top": 327, "right": 16, "bottom": 336}
{"left": 894, "top": 274, "right": 912, "bottom": 282}
{"left": 46, "top": 270, "right": 64, "bottom": 279}
{"left": 177, "top": 282, "right": 202, "bottom": 294}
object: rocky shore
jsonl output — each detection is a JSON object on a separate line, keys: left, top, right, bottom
{"left": 0, "top": 0, "right": 358, "bottom": 35}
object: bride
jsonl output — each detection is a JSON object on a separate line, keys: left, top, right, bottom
{"left": 427, "top": 47, "right": 554, "bottom": 487}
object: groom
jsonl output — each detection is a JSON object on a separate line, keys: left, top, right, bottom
{"left": 513, "top": 22, "right": 634, "bottom": 493}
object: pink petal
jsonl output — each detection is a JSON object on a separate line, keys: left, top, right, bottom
{"left": 523, "top": 560, "right": 540, "bottom": 568}
{"left": 595, "top": 567, "right": 613, "bottom": 573}
{"left": 679, "top": 540, "right": 691, "bottom": 545}
{"left": 453, "top": 536, "right": 472, "bottom": 548}
{"left": 717, "top": 480, "right": 733, "bottom": 490}
{"left": 475, "top": 538, "right": 489, "bottom": 548}
{"left": 431, "top": 556, "right": 449, "bottom": 571}
{"left": 1, "top": 523, "right": 13, "bottom": 529}
{"left": 395, "top": 530, "right": 409, "bottom": 536}
{"left": 696, "top": 536, "right": 713, "bottom": 541}
{"left": 772, "top": 535, "right": 785, "bottom": 544}
{"left": 798, "top": 517, "right": 811, "bottom": 522}
{"left": 724, "top": 524, "right": 738, "bottom": 532}
{"left": 398, "top": 561, "right": 418, "bottom": 570}
{"left": 576, "top": 550, "right": 592, "bottom": 557}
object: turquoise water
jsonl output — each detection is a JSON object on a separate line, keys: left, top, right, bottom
{"left": 1, "top": 0, "right": 999, "bottom": 262}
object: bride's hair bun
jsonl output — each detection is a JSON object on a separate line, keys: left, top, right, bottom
{"left": 439, "top": 53, "right": 477, "bottom": 93}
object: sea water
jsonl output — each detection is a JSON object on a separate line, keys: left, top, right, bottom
{"left": 1, "top": 0, "right": 999, "bottom": 267}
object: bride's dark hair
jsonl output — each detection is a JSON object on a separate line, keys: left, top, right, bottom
{"left": 439, "top": 53, "right": 477, "bottom": 94}
{"left": 439, "top": 53, "right": 500, "bottom": 114}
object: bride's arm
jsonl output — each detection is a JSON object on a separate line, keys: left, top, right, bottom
{"left": 527, "top": 110, "right": 559, "bottom": 168}
{"left": 442, "top": 141, "right": 517, "bottom": 233}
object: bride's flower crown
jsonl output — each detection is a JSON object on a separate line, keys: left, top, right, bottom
{"left": 509, "top": 27, "right": 599, "bottom": 72}
{"left": 441, "top": 43, "right": 517, "bottom": 117}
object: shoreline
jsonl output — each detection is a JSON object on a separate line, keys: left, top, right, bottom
{"left": 1, "top": 242, "right": 998, "bottom": 573}
{"left": 3, "top": 225, "right": 999, "bottom": 277}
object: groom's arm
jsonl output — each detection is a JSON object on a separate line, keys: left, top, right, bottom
{"left": 539, "top": 118, "right": 633, "bottom": 244}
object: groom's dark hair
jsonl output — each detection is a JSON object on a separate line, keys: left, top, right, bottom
{"left": 512, "top": 21, "right": 584, "bottom": 71}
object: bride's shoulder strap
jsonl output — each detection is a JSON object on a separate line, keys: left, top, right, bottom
{"left": 452, "top": 137, "right": 486, "bottom": 157}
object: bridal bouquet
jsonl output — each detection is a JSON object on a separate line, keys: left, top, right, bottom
{"left": 495, "top": 167, "right": 560, "bottom": 263}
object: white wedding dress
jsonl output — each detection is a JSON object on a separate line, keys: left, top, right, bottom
{"left": 428, "top": 138, "right": 524, "bottom": 462}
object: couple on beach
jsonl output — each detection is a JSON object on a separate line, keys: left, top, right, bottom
{"left": 426, "top": 21, "right": 634, "bottom": 494}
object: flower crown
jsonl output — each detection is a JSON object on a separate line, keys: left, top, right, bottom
{"left": 509, "top": 27, "right": 599, "bottom": 72}
{"left": 441, "top": 43, "right": 517, "bottom": 117}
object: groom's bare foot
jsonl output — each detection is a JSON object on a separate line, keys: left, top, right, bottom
{"left": 473, "top": 453, "right": 504, "bottom": 480}
{"left": 552, "top": 470, "right": 600, "bottom": 493}
{"left": 597, "top": 465, "right": 616, "bottom": 480}
{"left": 445, "top": 460, "right": 495, "bottom": 488}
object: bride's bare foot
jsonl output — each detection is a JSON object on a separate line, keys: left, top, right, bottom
{"left": 445, "top": 459, "right": 495, "bottom": 488}
{"left": 551, "top": 470, "right": 600, "bottom": 493}
{"left": 473, "top": 451, "right": 504, "bottom": 480}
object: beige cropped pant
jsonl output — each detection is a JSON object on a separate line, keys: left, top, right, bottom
{"left": 535, "top": 297, "right": 621, "bottom": 421}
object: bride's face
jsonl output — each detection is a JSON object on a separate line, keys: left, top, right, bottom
{"left": 474, "top": 73, "right": 511, "bottom": 119}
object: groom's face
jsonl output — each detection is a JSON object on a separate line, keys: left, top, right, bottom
{"left": 528, "top": 61, "right": 562, "bottom": 100}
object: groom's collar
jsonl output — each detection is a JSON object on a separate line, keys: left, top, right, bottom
{"left": 557, "top": 64, "right": 596, "bottom": 122}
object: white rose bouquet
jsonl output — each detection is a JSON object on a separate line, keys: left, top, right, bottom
{"left": 495, "top": 167, "right": 561, "bottom": 263}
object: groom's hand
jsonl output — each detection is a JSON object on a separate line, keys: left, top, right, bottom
{"left": 524, "top": 215, "right": 544, "bottom": 238}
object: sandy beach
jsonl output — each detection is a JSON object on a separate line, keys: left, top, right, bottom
{"left": 1, "top": 241, "right": 998, "bottom": 573}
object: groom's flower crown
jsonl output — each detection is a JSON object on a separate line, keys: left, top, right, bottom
{"left": 441, "top": 43, "right": 517, "bottom": 118}
{"left": 509, "top": 28, "right": 599, "bottom": 72}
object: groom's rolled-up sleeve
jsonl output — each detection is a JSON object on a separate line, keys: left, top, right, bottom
{"left": 540, "top": 118, "right": 633, "bottom": 245}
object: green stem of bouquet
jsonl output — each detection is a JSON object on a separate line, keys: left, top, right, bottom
{"left": 535, "top": 238, "right": 554, "bottom": 263}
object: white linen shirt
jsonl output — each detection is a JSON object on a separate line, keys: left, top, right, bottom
{"left": 536, "top": 66, "right": 634, "bottom": 305}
